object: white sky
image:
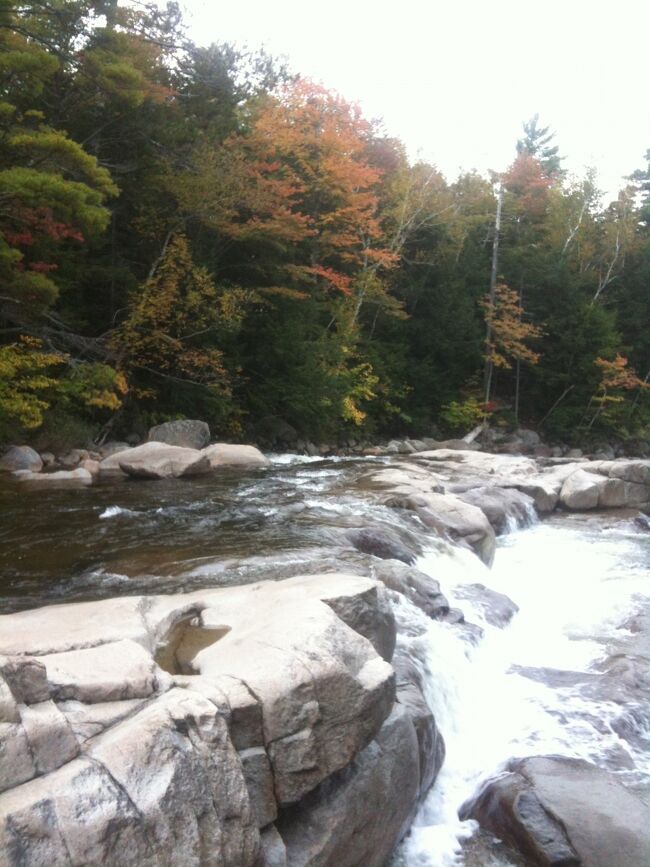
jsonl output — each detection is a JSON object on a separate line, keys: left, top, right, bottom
{"left": 182, "top": 0, "right": 650, "bottom": 200}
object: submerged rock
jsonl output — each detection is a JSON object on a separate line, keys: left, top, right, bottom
{"left": 453, "top": 583, "right": 519, "bottom": 627}
{"left": 202, "top": 442, "right": 269, "bottom": 468}
{"left": 460, "top": 754, "right": 650, "bottom": 867}
{"left": 15, "top": 467, "right": 93, "bottom": 487}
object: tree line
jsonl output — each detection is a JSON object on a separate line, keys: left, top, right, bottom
{"left": 1, "top": 0, "right": 649, "bottom": 449}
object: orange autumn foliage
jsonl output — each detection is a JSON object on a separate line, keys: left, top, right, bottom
{"left": 239, "top": 79, "right": 398, "bottom": 298}
{"left": 482, "top": 282, "right": 542, "bottom": 369}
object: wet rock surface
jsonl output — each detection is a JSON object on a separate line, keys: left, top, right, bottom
{"left": 453, "top": 583, "right": 519, "bottom": 627}
{"left": 460, "top": 755, "right": 650, "bottom": 867}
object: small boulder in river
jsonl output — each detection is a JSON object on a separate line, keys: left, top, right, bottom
{"left": 202, "top": 442, "right": 269, "bottom": 468}
{"left": 0, "top": 445, "right": 42, "bottom": 473}
{"left": 372, "top": 559, "right": 450, "bottom": 619}
{"left": 460, "top": 755, "right": 650, "bottom": 867}
{"left": 452, "top": 582, "right": 519, "bottom": 627}
{"left": 346, "top": 526, "right": 418, "bottom": 565}
{"left": 147, "top": 418, "right": 210, "bottom": 449}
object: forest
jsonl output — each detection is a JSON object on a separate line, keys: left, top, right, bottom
{"left": 2, "top": 0, "right": 650, "bottom": 451}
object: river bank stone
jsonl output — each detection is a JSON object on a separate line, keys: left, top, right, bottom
{"left": 460, "top": 755, "right": 650, "bottom": 867}
{"left": 0, "top": 445, "right": 43, "bottom": 473}
{"left": 147, "top": 419, "right": 211, "bottom": 449}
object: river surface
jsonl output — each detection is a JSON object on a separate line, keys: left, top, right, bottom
{"left": 1, "top": 454, "right": 649, "bottom": 866}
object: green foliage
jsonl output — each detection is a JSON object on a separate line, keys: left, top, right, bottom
{"left": 440, "top": 397, "right": 485, "bottom": 434}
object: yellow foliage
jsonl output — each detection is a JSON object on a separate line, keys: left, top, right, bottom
{"left": 0, "top": 336, "right": 65, "bottom": 430}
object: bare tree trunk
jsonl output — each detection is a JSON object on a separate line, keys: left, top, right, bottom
{"left": 484, "top": 185, "right": 502, "bottom": 405}
{"left": 538, "top": 384, "right": 574, "bottom": 427}
{"left": 514, "top": 284, "right": 523, "bottom": 423}
{"left": 514, "top": 357, "right": 521, "bottom": 423}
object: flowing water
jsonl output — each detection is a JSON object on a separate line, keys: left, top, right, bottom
{"left": 1, "top": 455, "right": 649, "bottom": 866}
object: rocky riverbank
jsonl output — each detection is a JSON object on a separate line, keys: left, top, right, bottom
{"left": 1, "top": 441, "right": 650, "bottom": 866}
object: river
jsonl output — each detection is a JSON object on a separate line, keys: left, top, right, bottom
{"left": 1, "top": 453, "right": 649, "bottom": 866}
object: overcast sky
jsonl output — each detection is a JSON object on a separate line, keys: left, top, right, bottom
{"left": 182, "top": 0, "right": 649, "bottom": 200}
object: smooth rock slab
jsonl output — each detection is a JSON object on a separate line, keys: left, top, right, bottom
{"left": 42, "top": 639, "right": 166, "bottom": 702}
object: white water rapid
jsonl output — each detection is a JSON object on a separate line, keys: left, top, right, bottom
{"left": 395, "top": 514, "right": 650, "bottom": 867}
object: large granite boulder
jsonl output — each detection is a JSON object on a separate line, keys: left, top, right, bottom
{"left": 0, "top": 445, "right": 42, "bottom": 473}
{"left": 0, "top": 573, "right": 433, "bottom": 867}
{"left": 99, "top": 442, "right": 211, "bottom": 480}
{"left": 147, "top": 419, "right": 211, "bottom": 449}
{"left": 560, "top": 468, "right": 608, "bottom": 510}
{"left": 460, "top": 755, "right": 650, "bottom": 867}
{"left": 202, "top": 443, "right": 269, "bottom": 468}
